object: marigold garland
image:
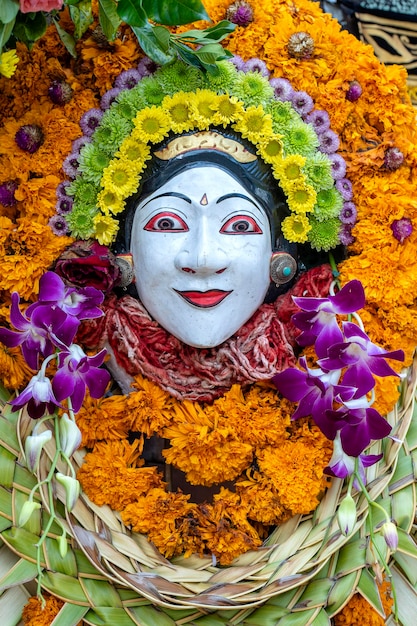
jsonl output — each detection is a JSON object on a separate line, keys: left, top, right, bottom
{"left": 76, "top": 376, "right": 332, "bottom": 564}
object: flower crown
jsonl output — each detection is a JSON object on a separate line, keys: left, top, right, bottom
{"left": 52, "top": 57, "right": 355, "bottom": 252}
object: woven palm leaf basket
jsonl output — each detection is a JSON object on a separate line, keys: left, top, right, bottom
{"left": 1, "top": 1, "right": 417, "bottom": 625}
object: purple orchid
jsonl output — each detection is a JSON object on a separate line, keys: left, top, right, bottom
{"left": 318, "top": 322, "right": 404, "bottom": 396}
{"left": 27, "top": 271, "right": 104, "bottom": 321}
{"left": 273, "top": 356, "right": 356, "bottom": 436}
{"left": 292, "top": 280, "right": 366, "bottom": 358}
{"left": 10, "top": 371, "right": 61, "bottom": 419}
{"left": 0, "top": 292, "right": 79, "bottom": 370}
{"left": 324, "top": 432, "right": 383, "bottom": 487}
{"left": 325, "top": 396, "right": 392, "bottom": 457}
{"left": 52, "top": 344, "right": 110, "bottom": 412}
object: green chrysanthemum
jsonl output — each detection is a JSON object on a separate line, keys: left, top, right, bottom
{"left": 115, "top": 84, "right": 148, "bottom": 116}
{"left": 307, "top": 216, "right": 341, "bottom": 251}
{"left": 66, "top": 206, "right": 96, "bottom": 239}
{"left": 67, "top": 179, "right": 99, "bottom": 208}
{"left": 304, "top": 152, "right": 334, "bottom": 190}
{"left": 230, "top": 71, "right": 274, "bottom": 107}
{"left": 205, "top": 60, "right": 238, "bottom": 93}
{"left": 314, "top": 187, "right": 343, "bottom": 220}
{"left": 283, "top": 121, "right": 319, "bottom": 156}
{"left": 77, "top": 144, "right": 111, "bottom": 185}
{"left": 156, "top": 60, "right": 204, "bottom": 96}
{"left": 138, "top": 76, "right": 167, "bottom": 106}
{"left": 267, "top": 100, "right": 300, "bottom": 132}
{"left": 92, "top": 111, "right": 133, "bottom": 154}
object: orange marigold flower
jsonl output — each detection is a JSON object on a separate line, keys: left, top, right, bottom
{"left": 78, "top": 440, "right": 165, "bottom": 510}
{"left": 127, "top": 374, "right": 175, "bottom": 435}
{"left": 76, "top": 393, "right": 131, "bottom": 447}
{"left": 22, "top": 594, "right": 64, "bottom": 626}
{"left": 0, "top": 344, "right": 34, "bottom": 390}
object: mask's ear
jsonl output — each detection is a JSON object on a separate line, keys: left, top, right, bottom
{"left": 264, "top": 236, "right": 298, "bottom": 303}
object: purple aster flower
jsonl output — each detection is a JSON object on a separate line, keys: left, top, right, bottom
{"left": 0, "top": 180, "right": 18, "bottom": 207}
{"left": 0, "top": 291, "right": 79, "bottom": 370}
{"left": 318, "top": 129, "right": 340, "bottom": 154}
{"left": 329, "top": 153, "right": 347, "bottom": 180}
{"left": 340, "top": 202, "right": 357, "bottom": 225}
{"left": 229, "top": 54, "right": 246, "bottom": 71}
{"left": 79, "top": 108, "right": 104, "bottom": 137}
{"left": 115, "top": 68, "right": 142, "bottom": 90}
{"left": 62, "top": 152, "right": 80, "bottom": 179}
{"left": 243, "top": 58, "right": 270, "bottom": 77}
{"left": 71, "top": 136, "right": 91, "bottom": 154}
{"left": 291, "top": 279, "right": 366, "bottom": 358}
{"left": 290, "top": 90, "right": 314, "bottom": 117}
{"left": 318, "top": 321, "right": 404, "bottom": 397}
{"left": 100, "top": 87, "right": 122, "bottom": 110}
{"left": 306, "top": 109, "right": 331, "bottom": 133}
{"left": 52, "top": 344, "right": 110, "bottom": 413}
{"left": 384, "top": 146, "right": 404, "bottom": 171}
{"left": 346, "top": 80, "right": 362, "bottom": 103}
{"left": 49, "top": 214, "right": 70, "bottom": 236}
{"left": 391, "top": 217, "right": 413, "bottom": 244}
{"left": 55, "top": 194, "right": 74, "bottom": 215}
{"left": 226, "top": 0, "right": 254, "bottom": 27}
{"left": 339, "top": 224, "right": 355, "bottom": 246}
{"left": 325, "top": 432, "right": 382, "bottom": 486}
{"left": 27, "top": 271, "right": 104, "bottom": 321}
{"left": 326, "top": 396, "right": 392, "bottom": 457}
{"left": 56, "top": 181, "right": 71, "bottom": 200}
{"left": 10, "top": 371, "right": 61, "bottom": 419}
{"left": 15, "top": 124, "right": 44, "bottom": 153}
{"left": 269, "top": 77, "right": 294, "bottom": 102}
{"left": 48, "top": 80, "right": 73, "bottom": 105}
{"left": 137, "top": 56, "right": 159, "bottom": 77}
{"left": 336, "top": 178, "right": 353, "bottom": 201}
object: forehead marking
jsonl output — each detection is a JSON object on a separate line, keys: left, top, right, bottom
{"left": 200, "top": 193, "right": 208, "bottom": 206}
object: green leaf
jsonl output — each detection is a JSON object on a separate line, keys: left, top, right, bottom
{"left": 85, "top": 607, "right": 137, "bottom": 626}
{"left": 117, "top": 0, "right": 147, "bottom": 28}
{"left": 0, "top": 0, "right": 19, "bottom": 25}
{"left": 53, "top": 17, "right": 77, "bottom": 57}
{"left": 131, "top": 23, "right": 175, "bottom": 64}
{"left": 243, "top": 605, "right": 289, "bottom": 625}
{"left": 98, "top": 0, "right": 121, "bottom": 41}
{"left": 152, "top": 25, "right": 171, "bottom": 53}
{"left": 356, "top": 569, "right": 384, "bottom": 617}
{"left": 13, "top": 11, "right": 47, "bottom": 47}
{"left": 69, "top": 0, "right": 93, "bottom": 39}
{"left": 50, "top": 602, "right": 89, "bottom": 626}
{"left": 141, "top": 0, "right": 209, "bottom": 26}
{"left": 194, "top": 42, "right": 227, "bottom": 64}
{"left": 0, "top": 18, "right": 16, "bottom": 53}
{"left": 0, "top": 557, "right": 38, "bottom": 590}
{"left": 128, "top": 605, "right": 176, "bottom": 626}
{"left": 181, "top": 20, "right": 236, "bottom": 42}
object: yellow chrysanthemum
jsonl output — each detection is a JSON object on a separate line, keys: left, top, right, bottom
{"left": 101, "top": 159, "right": 140, "bottom": 198}
{"left": 281, "top": 213, "right": 311, "bottom": 243}
{"left": 233, "top": 105, "right": 273, "bottom": 143}
{"left": 212, "top": 94, "right": 245, "bottom": 127}
{"left": 189, "top": 89, "right": 220, "bottom": 128}
{"left": 257, "top": 135, "right": 284, "bottom": 165}
{"left": 116, "top": 135, "right": 152, "bottom": 166}
{"left": 286, "top": 184, "right": 317, "bottom": 213}
{"left": 0, "top": 50, "right": 19, "bottom": 78}
{"left": 92, "top": 213, "right": 119, "bottom": 245}
{"left": 273, "top": 154, "right": 306, "bottom": 186}
{"left": 161, "top": 92, "right": 195, "bottom": 133}
{"left": 97, "top": 188, "right": 126, "bottom": 215}
{"left": 133, "top": 105, "right": 171, "bottom": 143}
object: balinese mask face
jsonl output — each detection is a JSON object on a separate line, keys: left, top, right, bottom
{"left": 131, "top": 166, "right": 272, "bottom": 347}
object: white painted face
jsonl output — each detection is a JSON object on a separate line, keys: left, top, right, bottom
{"left": 131, "top": 166, "right": 272, "bottom": 347}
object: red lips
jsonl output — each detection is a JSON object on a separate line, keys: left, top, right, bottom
{"left": 175, "top": 289, "right": 232, "bottom": 307}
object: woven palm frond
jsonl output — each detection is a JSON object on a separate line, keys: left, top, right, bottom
{"left": 1, "top": 360, "right": 417, "bottom": 626}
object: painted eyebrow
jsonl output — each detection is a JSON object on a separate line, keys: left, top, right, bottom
{"left": 141, "top": 192, "right": 192, "bottom": 208}
{"left": 216, "top": 193, "right": 260, "bottom": 210}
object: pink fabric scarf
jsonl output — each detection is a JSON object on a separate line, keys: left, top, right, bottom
{"left": 80, "top": 265, "right": 333, "bottom": 402}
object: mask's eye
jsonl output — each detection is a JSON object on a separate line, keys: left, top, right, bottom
{"left": 144, "top": 212, "right": 189, "bottom": 232}
{"left": 220, "top": 215, "right": 263, "bottom": 234}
